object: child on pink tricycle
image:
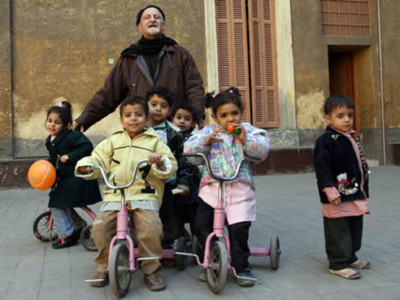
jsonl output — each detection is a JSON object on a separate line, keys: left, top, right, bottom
{"left": 75, "top": 96, "right": 177, "bottom": 292}
{"left": 184, "top": 87, "right": 270, "bottom": 288}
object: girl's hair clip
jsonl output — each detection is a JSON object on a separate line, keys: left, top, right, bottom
{"left": 228, "top": 89, "right": 233, "bottom": 94}
{"left": 212, "top": 94, "right": 216, "bottom": 99}
{"left": 58, "top": 102, "right": 64, "bottom": 108}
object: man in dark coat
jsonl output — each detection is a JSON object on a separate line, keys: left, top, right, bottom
{"left": 73, "top": 4, "right": 205, "bottom": 132}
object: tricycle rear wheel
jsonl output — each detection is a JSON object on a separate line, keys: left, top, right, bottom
{"left": 270, "top": 236, "right": 281, "bottom": 270}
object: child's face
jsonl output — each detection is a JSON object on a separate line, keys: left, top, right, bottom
{"left": 172, "top": 108, "right": 196, "bottom": 134}
{"left": 325, "top": 106, "right": 354, "bottom": 133}
{"left": 212, "top": 103, "right": 242, "bottom": 130}
{"left": 120, "top": 104, "right": 146, "bottom": 137}
{"left": 147, "top": 94, "right": 171, "bottom": 126}
{"left": 46, "top": 112, "right": 63, "bottom": 136}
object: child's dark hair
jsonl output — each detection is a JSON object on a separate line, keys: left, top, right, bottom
{"left": 205, "top": 86, "right": 244, "bottom": 115}
{"left": 145, "top": 86, "right": 173, "bottom": 107}
{"left": 171, "top": 102, "right": 199, "bottom": 124}
{"left": 46, "top": 101, "right": 73, "bottom": 129}
{"left": 119, "top": 96, "right": 149, "bottom": 116}
{"left": 324, "top": 94, "right": 355, "bottom": 115}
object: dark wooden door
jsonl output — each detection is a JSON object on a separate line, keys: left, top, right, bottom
{"left": 328, "top": 52, "right": 358, "bottom": 131}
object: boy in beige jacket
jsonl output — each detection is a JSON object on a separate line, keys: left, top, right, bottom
{"left": 75, "top": 96, "right": 177, "bottom": 291}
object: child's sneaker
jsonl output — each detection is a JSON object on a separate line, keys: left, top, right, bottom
{"left": 236, "top": 268, "right": 257, "bottom": 287}
{"left": 197, "top": 269, "right": 207, "bottom": 282}
{"left": 144, "top": 272, "right": 166, "bottom": 291}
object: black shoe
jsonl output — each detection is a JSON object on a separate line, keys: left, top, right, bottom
{"left": 72, "top": 225, "right": 86, "bottom": 241}
{"left": 52, "top": 236, "right": 78, "bottom": 249}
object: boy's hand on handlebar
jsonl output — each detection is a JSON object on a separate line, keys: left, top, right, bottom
{"left": 204, "top": 129, "right": 223, "bottom": 145}
{"left": 148, "top": 153, "right": 164, "bottom": 167}
{"left": 77, "top": 166, "right": 92, "bottom": 174}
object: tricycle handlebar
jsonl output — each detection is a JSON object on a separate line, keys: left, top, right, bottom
{"left": 183, "top": 153, "right": 249, "bottom": 182}
{"left": 90, "top": 159, "right": 149, "bottom": 190}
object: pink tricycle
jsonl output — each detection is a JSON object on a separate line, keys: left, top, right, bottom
{"left": 177, "top": 153, "right": 281, "bottom": 293}
{"left": 33, "top": 206, "right": 97, "bottom": 251}
{"left": 85, "top": 159, "right": 186, "bottom": 298}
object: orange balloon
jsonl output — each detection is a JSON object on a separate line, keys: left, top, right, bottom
{"left": 227, "top": 124, "right": 235, "bottom": 133}
{"left": 28, "top": 160, "right": 56, "bottom": 190}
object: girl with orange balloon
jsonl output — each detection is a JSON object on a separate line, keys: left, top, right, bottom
{"left": 43, "top": 101, "right": 102, "bottom": 249}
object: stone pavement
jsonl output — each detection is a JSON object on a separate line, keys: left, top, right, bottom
{"left": 0, "top": 166, "right": 399, "bottom": 300}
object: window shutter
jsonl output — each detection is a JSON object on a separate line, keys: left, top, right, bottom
{"left": 216, "top": 0, "right": 251, "bottom": 122}
{"left": 216, "top": 0, "right": 279, "bottom": 127}
{"left": 248, "top": 0, "right": 279, "bottom": 127}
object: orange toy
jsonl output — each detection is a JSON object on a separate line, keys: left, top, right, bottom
{"left": 28, "top": 160, "right": 56, "bottom": 190}
{"left": 226, "top": 124, "right": 241, "bottom": 135}
{"left": 226, "top": 124, "right": 235, "bottom": 133}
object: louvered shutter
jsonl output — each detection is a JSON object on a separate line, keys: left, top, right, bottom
{"left": 248, "top": 0, "right": 279, "bottom": 127}
{"left": 216, "top": 0, "right": 279, "bottom": 127}
{"left": 216, "top": 0, "right": 251, "bottom": 121}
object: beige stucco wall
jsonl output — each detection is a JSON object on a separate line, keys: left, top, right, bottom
{"left": 0, "top": 0, "right": 12, "bottom": 156}
{"left": 290, "top": 0, "right": 329, "bottom": 130}
{"left": 290, "top": 0, "right": 400, "bottom": 163}
{"left": 4, "top": 0, "right": 206, "bottom": 157}
{"left": 275, "top": 0, "right": 296, "bottom": 130}
{"left": 2, "top": 0, "right": 399, "bottom": 163}
{"left": 380, "top": 0, "right": 400, "bottom": 128}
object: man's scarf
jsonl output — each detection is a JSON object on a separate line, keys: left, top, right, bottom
{"left": 120, "top": 34, "right": 177, "bottom": 57}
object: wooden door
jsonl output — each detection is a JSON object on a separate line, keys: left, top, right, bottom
{"left": 328, "top": 52, "right": 358, "bottom": 131}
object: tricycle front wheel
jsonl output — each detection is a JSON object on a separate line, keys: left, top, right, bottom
{"left": 109, "top": 243, "right": 132, "bottom": 297}
{"left": 206, "top": 240, "right": 228, "bottom": 293}
{"left": 33, "top": 211, "right": 58, "bottom": 242}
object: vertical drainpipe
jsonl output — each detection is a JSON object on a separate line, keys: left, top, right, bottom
{"left": 10, "top": 0, "right": 15, "bottom": 157}
{"left": 377, "top": 0, "right": 386, "bottom": 165}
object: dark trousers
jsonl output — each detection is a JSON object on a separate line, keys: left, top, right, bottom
{"left": 194, "top": 200, "right": 251, "bottom": 273}
{"left": 175, "top": 202, "right": 198, "bottom": 237}
{"left": 159, "top": 187, "right": 180, "bottom": 248}
{"left": 323, "top": 215, "right": 363, "bottom": 270}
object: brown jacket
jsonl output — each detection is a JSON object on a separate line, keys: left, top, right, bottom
{"left": 76, "top": 44, "right": 205, "bottom": 130}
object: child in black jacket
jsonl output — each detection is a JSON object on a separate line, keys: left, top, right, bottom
{"left": 146, "top": 87, "right": 193, "bottom": 249}
{"left": 314, "top": 94, "right": 370, "bottom": 280}
{"left": 171, "top": 102, "right": 201, "bottom": 241}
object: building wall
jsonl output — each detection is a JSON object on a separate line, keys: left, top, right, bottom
{"left": 291, "top": 0, "right": 329, "bottom": 132}
{"left": 0, "top": 0, "right": 12, "bottom": 157}
{"left": 1, "top": 0, "right": 399, "bottom": 165}
{"left": 290, "top": 0, "right": 400, "bottom": 164}
{"left": 0, "top": 0, "right": 206, "bottom": 158}
{"left": 380, "top": 0, "right": 400, "bottom": 163}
